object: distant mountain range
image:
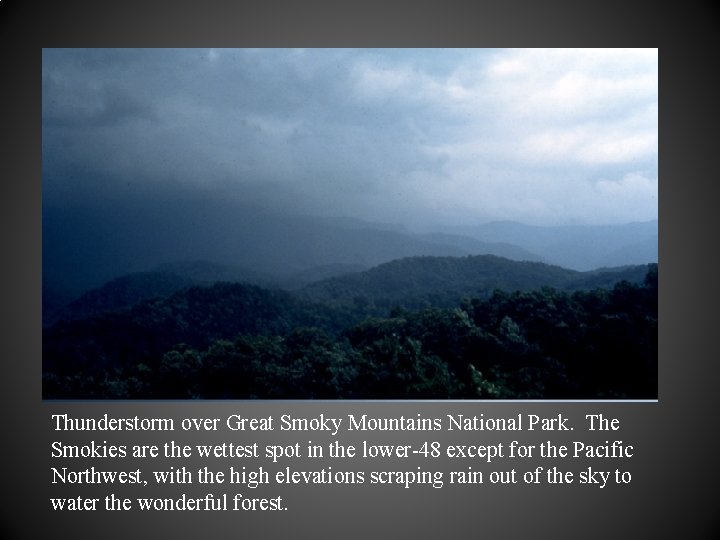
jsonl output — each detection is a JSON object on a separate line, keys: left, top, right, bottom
{"left": 444, "top": 220, "right": 658, "bottom": 271}
{"left": 43, "top": 191, "right": 657, "bottom": 308}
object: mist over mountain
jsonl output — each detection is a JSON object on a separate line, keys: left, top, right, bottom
{"left": 42, "top": 181, "right": 535, "bottom": 300}
{"left": 416, "top": 233, "right": 545, "bottom": 263}
{"left": 43, "top": 176, "right": 656, "bottom": 308}
{"left": 444, "top": 220, "right": 658, "bottom": 271}
{"left": 593, "top": 234, "right": 659, "bottom": 269}
{"left": 42, "top": 196, "right": 458, "bottom": 297}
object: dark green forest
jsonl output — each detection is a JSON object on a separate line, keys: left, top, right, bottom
{"left": 42, "top": 255, "right": 657, "bottom": 400}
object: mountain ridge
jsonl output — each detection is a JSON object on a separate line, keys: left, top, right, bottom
{"left": 443, "top": 219, "right": 658, "bottom": 270}
{"left": 46, "top": 253, "right": 655, "bottom": 326}
{"left": 44, "top": 191, "right": 655, "bottom": 297}
{"left": 299, "top": 254, "right": 654, "bottom": 308}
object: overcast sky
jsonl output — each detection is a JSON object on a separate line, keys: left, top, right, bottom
{"left": 42, "top": 48, "right": 657, "bottom": 228}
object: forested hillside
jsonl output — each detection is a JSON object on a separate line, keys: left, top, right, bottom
{"left": 43, "top": 255, "right": 657, "bottom": 400}
{"left": 300, "top": 255, "right": 651, "bottom": 309}
{"left": 44, "top": 271, "right": 196, "bottom": 326}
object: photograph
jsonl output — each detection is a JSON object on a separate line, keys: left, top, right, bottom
{"left": 42, "top": 48, "right": 658, "bottom": 400}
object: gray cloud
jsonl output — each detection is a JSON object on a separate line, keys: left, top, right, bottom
{"left": 42, "top": 48, "right": 657, "bottom": 228}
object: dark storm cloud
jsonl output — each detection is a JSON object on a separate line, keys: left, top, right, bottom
{"left": 43, "top": 80, "right": 157, "bottom": 128}
{"left": 42, "top": 48, "right": 657, "bottom": 227}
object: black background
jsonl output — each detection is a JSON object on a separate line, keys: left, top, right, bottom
{"left": 2, "top": 1, "right": 719, "bottom": 538}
